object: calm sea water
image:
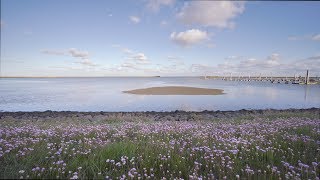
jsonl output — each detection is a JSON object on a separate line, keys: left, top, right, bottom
{"left": 0, "top": 77, "right": 319, "bottom": 112}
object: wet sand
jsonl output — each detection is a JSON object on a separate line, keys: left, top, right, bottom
{"left": 123, "top": 86, "right": 224, "bottom": 95}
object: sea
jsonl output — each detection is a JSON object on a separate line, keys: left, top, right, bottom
{"left": 0, "top": 77, "right": 319, "bottom": 112}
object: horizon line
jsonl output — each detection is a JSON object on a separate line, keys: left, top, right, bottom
{"left": 1, "top": 75, "right": 319, "bottom": 78}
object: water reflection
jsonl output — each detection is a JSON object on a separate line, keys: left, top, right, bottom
{"left": 265, "top": 87, "right": 279, "bottom": 100}
{"left": 304, "top": 85, "right": 309, "bottom": 101}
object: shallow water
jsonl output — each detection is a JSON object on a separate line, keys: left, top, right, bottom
{"left": 0, "top": 77, "right": 319, "bottom": 111}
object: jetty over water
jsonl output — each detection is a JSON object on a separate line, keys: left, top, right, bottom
{"left": 201, "top": 70, "right": 320, "bottom": 85}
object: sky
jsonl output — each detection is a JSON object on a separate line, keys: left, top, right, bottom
{"left": 1, "top": 0, "right": 320, "bottom": 77}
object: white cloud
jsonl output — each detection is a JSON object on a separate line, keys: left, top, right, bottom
{"left": 111, "top": 44, "right": 121, "bottom": 48}
{"left": 206, "top": 43, "right": 216, "bottom": 48}
{"left": 42, "top": 48, "right": 89, "bottom": 59}
{"left": 41, "top": 48, "right": 97, "bottom": 67}
{"left": 41, "top": 50, "right": 66, "bottom": 55}
{"left": 132, "top": 53, "right": 147, "bottom": 61}
{"left": 288, "top": 36, "right": 300, "bottom": 41}
{"left": 190, "top": 64, "right": 214, "bottom": 73}
{"left": 23, "top": 30, "right": 33, "bottom": 35}
{"left": 129, "top": 53, "right": 150, "bottom": 64}
{"left": 117, "top": 62, "right": 156, "bottom": 73}
{"left": 267, "top": 53, "right": 280, "bottom": 61}
{"left": 190, "top": 53, "right": 320, "bottom": 76}
{"left": 311, "top": 34, "right": 320, "bottom": 41}
{"left": 290, "top": 56, "right": 320, "bottom": 72}
{"left": 288, "top": 34, "right": 320, "bottom": 41}
{"left": 170, "top": 29, "right": 209, "bottom": 47}
{"left": 237, "top": 54, "right": 281, "bottom": 70}
{"left": 129, "top": 16, "right": 141, "bottom": 24}
{"left": 122, "top": 48, "right": 133, "bottom": 54}
{"left": 177, "top": 1, "right": 245, "bottom": 28}
{"left": 160, "top": 20, "right": 168, "bottom": 26}
{"left": 167, "top": 55, "right": 181, "bottom": 60}
{"left": 187, "top": 54, "right": 284, "bottom": 75}
{"left": 68, "top": 48, "right": 89, "bottom": 59}
{"left": 225, "top": 56, "right": 242, "bottom": 60}
{"left": 0, "top": 20, "right": 5, "bottom": 28}
{"left": 146, "top": 0, "right": 175, "bottom": 12}
{"left": 112, "top": 45, "right": 150, "bottom": 64}
{"left": 76, "top": 59, "right": 97, "bottom": 67}
{"left": 167, "top": 56, "right": 185, "bottom": 68}
{"left": 121, "top": 62, "right": 136, "bottom": 69}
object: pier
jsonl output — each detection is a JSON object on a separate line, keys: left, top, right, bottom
{"left": 201, "top": 70, "right": 320, "bottom": 85}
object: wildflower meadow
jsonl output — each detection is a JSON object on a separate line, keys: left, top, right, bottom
{"left": 0, "top": 111, "right": 319, "bottom": 179}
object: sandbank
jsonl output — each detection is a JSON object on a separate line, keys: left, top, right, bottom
{"left": 123, "top": 86, "right": 224, "bottom": 95}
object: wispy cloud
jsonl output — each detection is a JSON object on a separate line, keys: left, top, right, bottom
{"left": 288, "top": 56, "right": 320, "bottom": 72}
{"left": 0, "top": 20, "right": 5, "bottom": 28}
{"left": 68, "top": 48, "right": 89, "bottom": 59}
{"left": 111, "top": 45, "right": 152, "bottom": 72}
{"left": 111, "top": 44, "right": 121, "bottom": 48}
{"left": 41, "top": 50, "right": 66, "bottom": 56}
{"left": 146, "top": 0, "right": 175, "bottom": 12}
{"left": 128, "top": 53, "right": 150, "bottom": 64}
{"left": 42, "top": 48, "right": 89, "bottom": 58}
{"left": 23, "top": 29, "right": 33, "bottom": 36}
{"left": 41, "top": 48, "right": 97, "bottom": 67}
{"left": 76, "top": 59, "right": 98, "bottom": 66}
{"left": 311, "top": 34, "right": 320, "bottom": 41}
{"left": 288, "top": 33, "right": 320, "bottom": 41}
{"left": 189, "top": 54, "right": 320, "bottom": 76}
{"left": 288, "top": 36, "right": 300, "bottom": 41}
{"left": 190, "top": 63, "right": 214, "bottom": 73}
{"left": 167, "top": 55, "right": 181, "bottom": 61}
{"left": 160, "top": 20, "right": 168, "bottom": 26}
{"left": 112, "top": 45, "right": 150, "bottom": 64}
{"left": 122, "top": 48, "right": 133, "bottom": 54}
{"left": 129, "top": 16, "right": 140, "bottom": 24}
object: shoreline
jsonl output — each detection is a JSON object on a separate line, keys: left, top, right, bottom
{"left": 1, "top": 108, "right": 319, "bottom": 121}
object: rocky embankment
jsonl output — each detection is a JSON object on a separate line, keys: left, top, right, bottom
{"left": 0, "top": 108, "right": 319, "bottom": 122}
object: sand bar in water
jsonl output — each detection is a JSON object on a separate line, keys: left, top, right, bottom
{"left": 123, "top": 86, "right": 225, "bottom": 95}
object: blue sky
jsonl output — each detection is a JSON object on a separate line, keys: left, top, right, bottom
{"left": 1, "top": 0, "right": 320, "bottom": 77}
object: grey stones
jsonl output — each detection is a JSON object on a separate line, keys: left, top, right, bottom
{"left": 0, "top": 108, "right": 319, "bottom": 122}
